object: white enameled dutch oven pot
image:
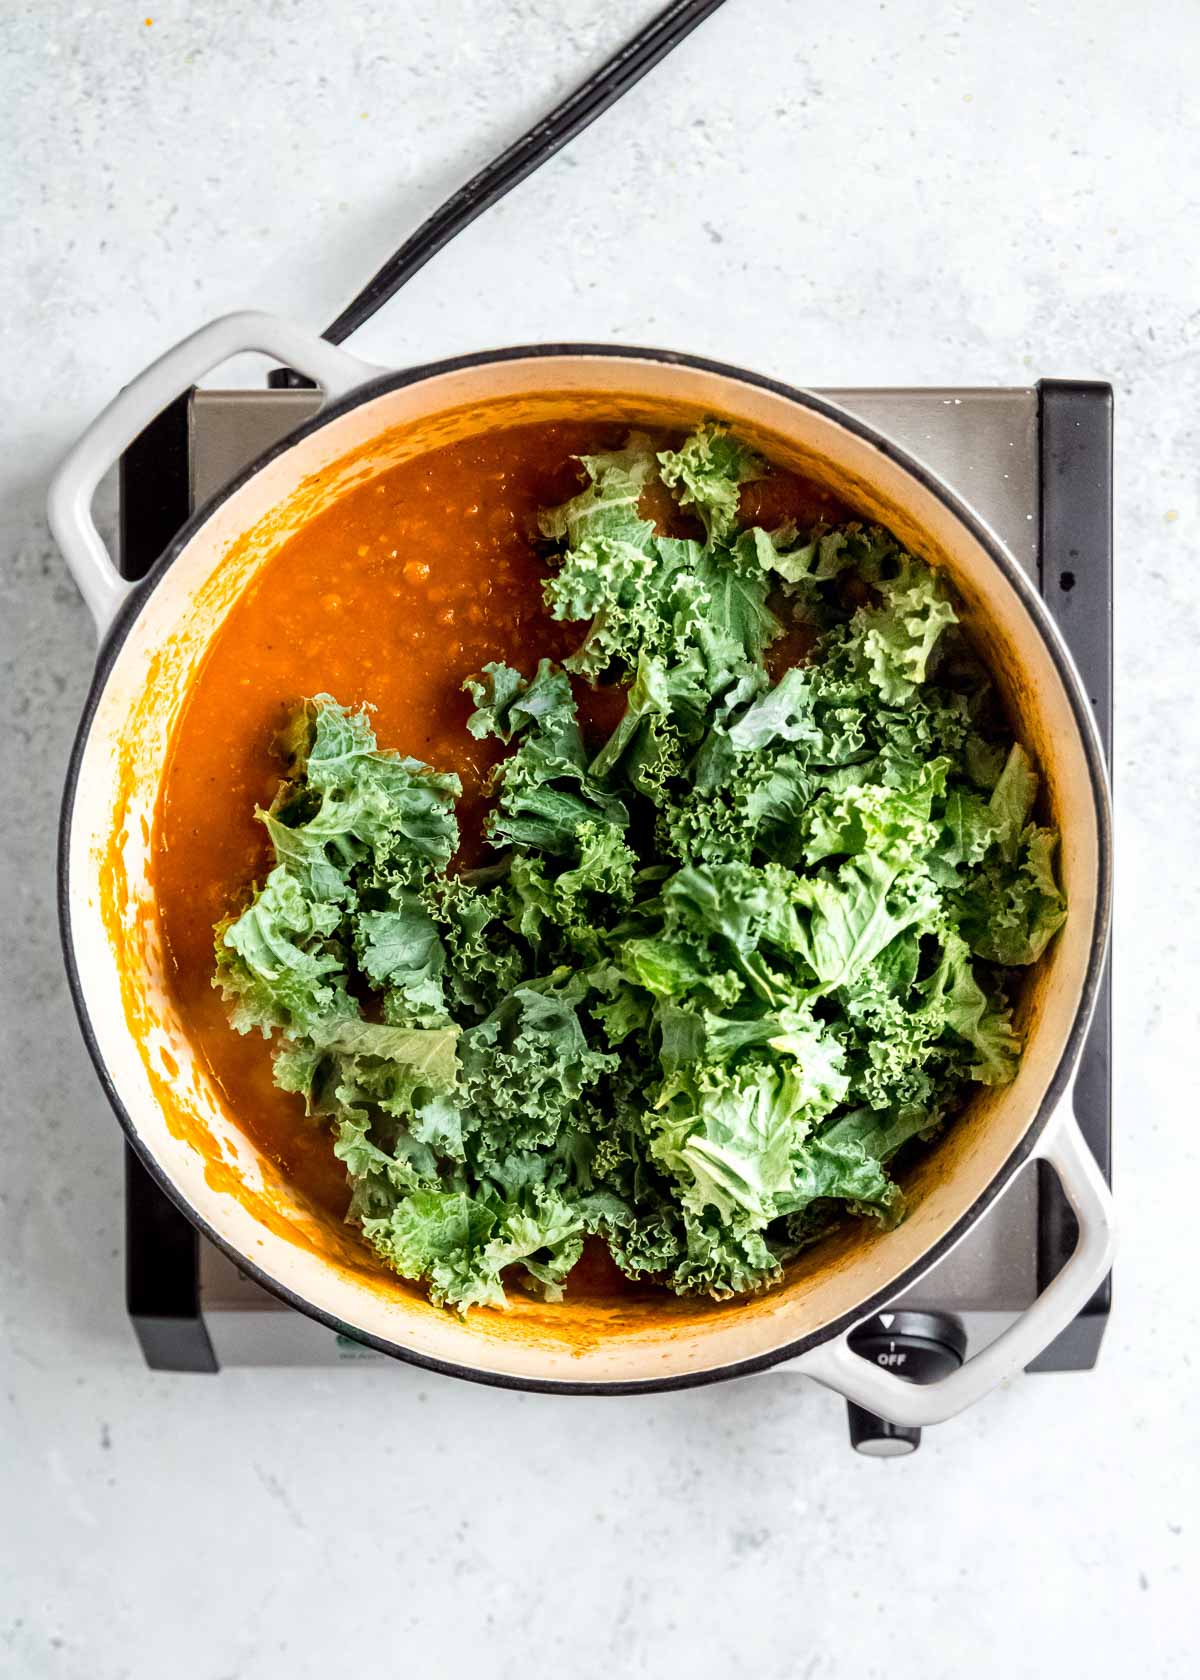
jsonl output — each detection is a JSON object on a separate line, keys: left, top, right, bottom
{"left": 50, "top": 312, "right": 1114, "bottom": 1421}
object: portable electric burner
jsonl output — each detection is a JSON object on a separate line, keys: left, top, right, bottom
{"left": 117, "top": 378, "right": 1112, "bottom": 1454}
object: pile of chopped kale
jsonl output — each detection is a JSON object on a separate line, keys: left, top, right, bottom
{"left": 215, "top": 426, "right": 1066, "bottom": 1311}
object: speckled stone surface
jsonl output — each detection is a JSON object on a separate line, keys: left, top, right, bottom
{"left": 2, "top": 3, "right": 1197, "bottom": 1675}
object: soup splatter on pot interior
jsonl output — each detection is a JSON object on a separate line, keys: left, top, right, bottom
{"left": 156, "top": 417, "right": 1066, "bottom": 1312}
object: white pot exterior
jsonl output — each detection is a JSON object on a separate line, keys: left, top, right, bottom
{"left": 56, "top": 325, "right": 1113, "bottom": 1414}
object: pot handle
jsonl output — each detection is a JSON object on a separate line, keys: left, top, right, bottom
{"left": 47, "top": 311, "right": 386, "bottom": 641}
{"left": 794, "top": 1092, "right": 1115, "bottom": 1427}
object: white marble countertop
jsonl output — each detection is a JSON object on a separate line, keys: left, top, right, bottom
{"left": 2, "top": 2, "right": 1197, "bottom": 1675}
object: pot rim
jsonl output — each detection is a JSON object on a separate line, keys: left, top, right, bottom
{"left": 59, "top": 341, "right": 1112, "bottom": 1392}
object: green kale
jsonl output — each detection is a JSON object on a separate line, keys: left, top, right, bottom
{"left": 214, "top": 424, "right": 1065, "bottom": 1312}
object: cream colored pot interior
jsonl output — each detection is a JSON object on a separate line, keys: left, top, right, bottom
{"left": 67, "top": 354, "right": 1101, "bottom": 1384}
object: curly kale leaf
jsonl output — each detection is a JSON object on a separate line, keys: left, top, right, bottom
{"left": 214, "top": 424, "right": 1065, "bottom": 1313}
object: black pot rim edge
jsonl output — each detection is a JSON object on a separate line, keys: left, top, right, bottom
{"left": 58, "top": 341, "right": 1113, "bottom": 1395}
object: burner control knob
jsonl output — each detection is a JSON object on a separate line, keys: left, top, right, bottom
{"left": 844, "top": 1310, "right": 967, "bottom": 1457}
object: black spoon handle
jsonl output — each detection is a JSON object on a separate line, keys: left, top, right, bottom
{"left": 322, "top": 0, "right": 729, "bottom": 348}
